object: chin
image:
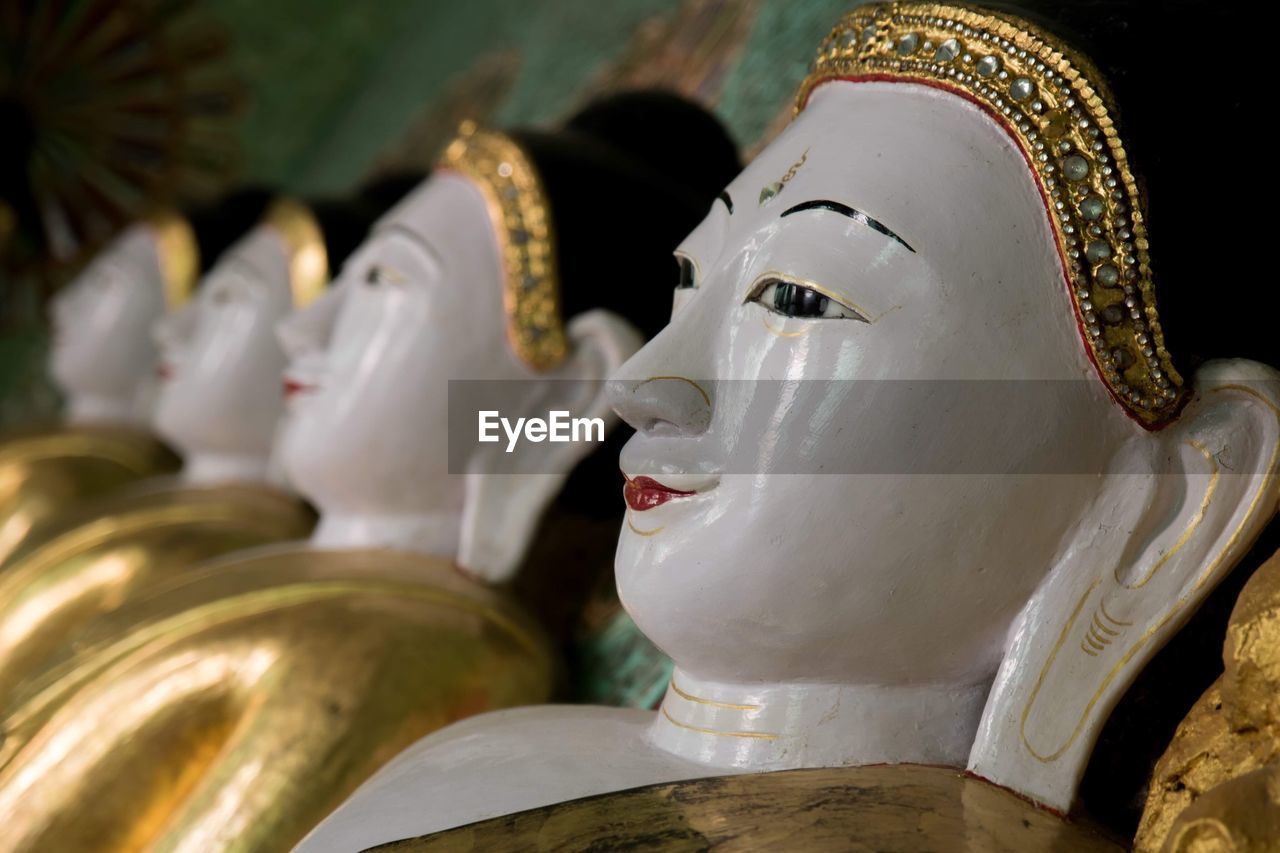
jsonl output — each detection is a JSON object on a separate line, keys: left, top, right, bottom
{"left": 152, "top": 402, "right": 201, "bottom": 453}
{"left": 278, "top": 428, "right": 347, "bottom": 505}
{"left": 614, "top": 540, "right": 705, "bottom": 646}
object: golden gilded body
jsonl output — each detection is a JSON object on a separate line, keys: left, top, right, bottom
{"left": 391, "top": 765, "right": 1122, "bottom": 852}
{"left": 0, "top": 483, "right": 315, "bottom": 708}
{"left": 0, "top": 548, "right": 555, "bottom": 852}
{"left": 1137, "top": 550, "right": 1280, "bottom": 851}
{"left": 0, "top": 427, "right": 179, "bottom": 567}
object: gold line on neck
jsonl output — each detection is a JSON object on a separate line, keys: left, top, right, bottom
{"left": 669, "top": 677, "right": 761, "bottom": 711}
{"left": 660, "top": 705, "right": 779, "bottom": 740}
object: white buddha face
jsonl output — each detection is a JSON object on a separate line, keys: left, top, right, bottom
{"left": 610, "top": 81, "right": 1138, "bottom": 687}
{"left": 277, "top": 171, "right": 634, "bottom": 572}
{"left": 49, "top": 223, "right": 167, "bottom": 417}
{"left": 276, "top": 173, "right": 512, "bottom": 522}
{"left": 151, "top": 226, "right": 294, "bottom": 467}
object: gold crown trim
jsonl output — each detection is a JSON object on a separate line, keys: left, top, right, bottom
{"left": 798, "top": 2, "right": 1183, "bottom": 426}
{"left": 263, "top": 198, "right": 330, "bottom": 308}
{"left": 144, "top": 209, "right": 199, "bottom": 309}
{"left": 439, "top": 121, "right": 568, "bottom": 372}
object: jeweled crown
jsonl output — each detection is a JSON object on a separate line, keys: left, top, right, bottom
{"left": 439, "top": 122, "right": 567, "bottom": 372}
{"left": 799, "top": 2, "right": 1183, "bottom": 426}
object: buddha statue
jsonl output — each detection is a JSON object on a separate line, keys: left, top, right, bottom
{"left": 0, "top": 214, "right": 192, "bottom": 564}
{"left": 297, "top": 2, "right": 1280, "bottom": 849}
{"left": 0, "top": 191, "right": 304, "bottom": 566}
{"left": 0, "top": 93, "right": 741, "bottom": 852}
{"left": 48, "top": 215, "right": 193, "bottom": 429}
{"left": 0, "top": 189, "right": 409, "bottom": 706}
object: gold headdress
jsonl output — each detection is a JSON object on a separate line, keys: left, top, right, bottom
{"left": 262, "top": 198, "right": 330, "bottom": 308}
{"left": 439, "top": 121, "right": 568, "bottom": 371}
{"left": 799, "top": 2, "right": 1183, "bottom": 426}
{"left": 144, "top": 209, "right": 199, "bottom": 309}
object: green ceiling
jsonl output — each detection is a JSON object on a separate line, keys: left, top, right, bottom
{"left": 209, "top": 0, "right": 853, "bottom": 192}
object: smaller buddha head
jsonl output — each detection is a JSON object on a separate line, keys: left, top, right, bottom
{"left": 50, "top": 213, "right": 197, "bottom": 424}
{"left": 277, "top": 94, "right": 740, "bottom": 580}
{"left": 151, "top": 194, "right": 339, "bottom": 482}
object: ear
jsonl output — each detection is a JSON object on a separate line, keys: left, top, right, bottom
{"left": 968, "top": 359, "right": 1280, "bottom": 810}
{"left": 457, "top": 310, "right": 642, "bottom": 584}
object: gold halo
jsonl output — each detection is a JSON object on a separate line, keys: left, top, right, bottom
{"left": 144, "top": 210, "right": 199, "bottom": 309}
{"left": 262, "top": 198, "right": 330, "bottom": 308}
{"left": 438, "top": 122, "right": 568, "bottom": 372}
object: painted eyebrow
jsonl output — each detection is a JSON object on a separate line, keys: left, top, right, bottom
{"left": 717, "top": 190, "right": 734, "bottom": 214}
{"left": 780, "top": 200, "right": 915, "bottom": 253}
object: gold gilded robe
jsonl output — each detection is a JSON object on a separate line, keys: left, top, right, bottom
{"left": 0, "top": 427, "right": 179, "bottom": 567}
{"left": 0, "top": 548, "right": 555, "bottom": 852}
{"left": 0, "top": 482, "right": 315, "bottom": 707}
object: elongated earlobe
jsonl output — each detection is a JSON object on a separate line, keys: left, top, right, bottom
{"left": 968, "top": 359, "right": 1280, "bottom": 810}
{"left": 457, "top": 310, "right": 641, "bottom": 583}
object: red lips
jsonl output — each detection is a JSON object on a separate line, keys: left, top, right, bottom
{"left": 623, "top": 475, "right": 696, "bottom": 511}
{"left": 157, "top": 364, "right": 173, "bottom": 381}
{"left": 283, "top": 379, "right": 313, "bottom": 399}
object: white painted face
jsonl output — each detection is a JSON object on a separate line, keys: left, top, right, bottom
{"left": 49, "top": 223, "right": 167, "bottom": 421}
{"left": 276, "top": 173, "right": 511, "bottom": 523}
{"left": 151, "top": 226, "right": 294, "bottom": 467}
{"left": 610, "top": 81, "right": 1138, "bottom": 687}
{"left": 277, "top": 171, "right": 636, "bottom": 572}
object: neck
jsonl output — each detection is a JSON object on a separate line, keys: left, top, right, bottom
{"left": 309, "top": 510, "right": 462, "bottom": 558}
{"left": 64, "top": 392, "right": 143, "bottom": 427}
{"left": 181, "top": 451, "right": 272, "bottom": 487}
{"left": 649, "top": 667, "right": 990, "bottom": 772}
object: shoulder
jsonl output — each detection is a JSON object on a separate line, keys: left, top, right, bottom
{"left": 298, "top": 705, "right": 710, "bottom": 852}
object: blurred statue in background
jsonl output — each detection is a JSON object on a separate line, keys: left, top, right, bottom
{"left": 0, "top": 187, "right": 430, "bottom": 708}
{"left": 49, "top": 215, "right": 195, "bottom": 428}
{"left": 0, "top": 215, "right": 194, "bottom": 565}
{"left": 0, "top": 93, "right": 741, "bottom": 853}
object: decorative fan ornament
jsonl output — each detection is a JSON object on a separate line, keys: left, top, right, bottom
{"left": 0, "top": 0, "right": 243, "bottom": 290}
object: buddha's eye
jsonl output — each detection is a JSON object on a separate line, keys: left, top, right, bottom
{"left": 750, "top": 277, "right": 868, "bottom": 321}
{"left": 365, "top": 265, "right": 404, "bottom": 288}
{"left": 675, "top": 255, "right": 696, "bottom": 290}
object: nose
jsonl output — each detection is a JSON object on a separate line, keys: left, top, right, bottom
{"left": 152, "top": 302, "right": 196, "bottom": 351}
{"left": 607, "top": 293, "right": 718, "bottom": 436}
{"left": 608, "top": 374, "right": 713, "bottom": 437}
{"left": 276, "top": 285, "right": 342, "bottom": 360}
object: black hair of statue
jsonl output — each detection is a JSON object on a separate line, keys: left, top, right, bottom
{"left": 298, "top": 174, "right": 426, "bottom": 273}
{"left": 184, "top": 188, "right": 275, "bottom": 276}
{"left": 510, "top": 91, "right": 741, "bottom": 345}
